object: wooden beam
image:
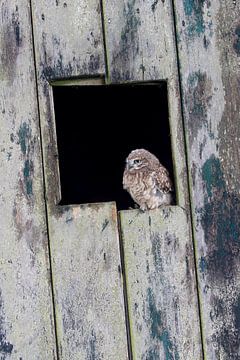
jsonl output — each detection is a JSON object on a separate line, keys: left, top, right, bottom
{"left": 173, "top": 0, "right": 240, "bottom": 357}
{"left": 120, "top": 207, "right": 202, "bottom": 359}
{"left": 0, "top": 1, "right": 56, "bottom": 357}
{"left": 31, "top": 1, "right": 128, "bottom": 357}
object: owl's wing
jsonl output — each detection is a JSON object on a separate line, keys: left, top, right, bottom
{"left": 153, "top": 166, "right": 173, "bottom": 193}
{"left": 123, "top": 169, "right": 129, "bottom": 190}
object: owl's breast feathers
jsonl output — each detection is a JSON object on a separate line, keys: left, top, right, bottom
{"left": 123, "top": 166, "right": 173, "bottom": 209}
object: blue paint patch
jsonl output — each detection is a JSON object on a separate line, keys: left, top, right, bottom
{"left": 183, "top": 0, "right": 213, "bottom": 38}
{"left": 200, "top": 181, "right": 240, "bottom": 282}
{"left": 187, "top": 71, "right": 212, "bottom": 147}
{"left": 233, "top": 296, "right": 240, "bottom": 332}
{"left": 147, "top": 287, "right": 162, "bottom": 339}
{"left": 23, "top": 160, "right": 33, "bottom": 196}
{"left": 12, "top": 6, "right": 22, "bottom": 47}
{"left": 200, "top": 155, "right": 240, "bottom": 355}
{"left": 146, "top": 288, "right": 179, "bottom": 359}
{"left": 160, "top": 330, "right": 179, "bottom": 360}
{"left": 212, "top": 294, "right": 240, "bottom": 357}
{"left": 0, "top": 334, "right": 13, "bottom": 355}
{"left": 202, "top": 155, "right": 225, "bottom": 198}
{"left": 0, "top": 291, "right": 14, "bottom": 356}
{"left": 88, "top": 329, "right": 98, "bottom": 360}
{"left": 183, "top": 0, "right": 206, "bottom": 36}
{"left": 233, "top": 25, "right": 240, "bottom": 56}
{"left": 199, "top": 256, "right": 207, "bottom": 274}
{"left": 18, "top": 122, "right": 30, "bottom": 156}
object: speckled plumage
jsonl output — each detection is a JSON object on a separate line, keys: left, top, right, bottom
{"left": 123, "top": 149, "right": 174, "bottom": 210}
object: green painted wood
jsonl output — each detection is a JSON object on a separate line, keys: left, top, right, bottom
{"left": 173, "top": 1, "right": 240, "bottom": 358}
{"left": 102, "top": 0, "right": 189, "bottom": 211}
{"left": 0, "top": 1, "right": 57, "bottom": 358}
{"left": 30, "top": 2, "right": 128, "bottom": 358}
{"left": 120, "top": 206, "right": 202, "bottom": 359}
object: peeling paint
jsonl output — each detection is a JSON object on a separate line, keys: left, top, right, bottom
{"left": 23, "top": 159, "right": 33, "bottom": 196}
{"left": 0, "top": 4, "right": 22, "bottom": 82}
{"left": 111, "top": 0, "right": 141, "bottom": 82}
{"left": 200, "top": 155, "right": 240, "bottom": 284}
{"left": 0, "top": 291, "right": 14, "bottom": 357}
{"left": 17, "top": 123, "right": 34, "bottom": 198}
{"left": 11, "top": 5, "right": 22, "bottom": 47}
{"left": 151, "top": 233, "right": 163, "bottom": 272}
{"left": 233, "top": 296, "right": 240, "bottom": 333}
{"left": 18, "top": 122, "right": 31, "bottom": 156}
{"left": 211, "top": 293, "right": 240, "bottom": 358}
{"left": 151, "top": 0, "right": 159, "bottom": 13}
{"left": 101, "top": 219, "right": 109, "bottom": 232}
{"left": 183, "top": 0, "right": 206, "bottom": 37}
{"left": 233, "top": 25, "right": 240, "bottom": 56}
{"left": 202, "top": 155, "right": 225, "bottom": 199}
{"left": 199, "top": 256, "right": 207, "bottom": 275}
{"left": 146, "top": 288, "right": 179, "bottom": 360}
{"left": 40, "top": 30, "right": 101, "bottom": 81}
{"left": 88, "top": 329, "right": 98, "bottom": 360}
{"left": 187, "top": 71, "right": 212, "bottom": 148}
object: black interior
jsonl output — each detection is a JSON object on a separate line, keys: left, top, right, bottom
{"left": 52, "top": 82, "right": 174, "bottom": 210}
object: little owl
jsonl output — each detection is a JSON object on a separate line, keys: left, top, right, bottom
{"left": 123, "top": 149, "right": 174, "bottom": 210}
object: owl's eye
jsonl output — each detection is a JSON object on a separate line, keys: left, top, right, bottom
{"left": 134, "top": 159, "right": 141, "bottom": 164}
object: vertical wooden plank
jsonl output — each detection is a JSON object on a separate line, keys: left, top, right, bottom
{"left": 120, "top": 207, "right": 202, "bottom": 359}
{"left": 52, "top": 203, "right": 128, "bottom": 359}
{"left": 102, "top": 1, "right": 202, "bottom": 357}
{"left": 30, "top": 0, "right": 106, "bottom": 202}
{"left": 102, "top": 0, "right": 189, "bottom": 209}
{"left": 31, "top": 2, "right": 129, "bottom": 358}
{"left": 0, "top": 1, "right": 56, "bottom": 358}
{"left": 173, "top": 0, "right": 240, "bottom": 358}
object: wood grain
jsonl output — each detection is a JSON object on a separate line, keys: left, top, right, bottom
{"left": 0, "top": 1, "right": 56, "bottom": 358}
{"left": 173, "top": 0, "right": 240, "bottom": 358}
{"left": 31, "top": 2, "right": 128, "bottom": 358}
{"left": 120, "top": 206, "right": 202, "bottom": 359}
{"left": 51, "top": 202, "right": 128, "bottom": 359}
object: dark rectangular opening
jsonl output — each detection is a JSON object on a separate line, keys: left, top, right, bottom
{"left": 52, "top": 81, "right": 175, "bottom": 210}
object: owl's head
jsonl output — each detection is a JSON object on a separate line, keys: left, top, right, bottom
{"left": 125, "top": 149, "right": 160, "bottom": 171}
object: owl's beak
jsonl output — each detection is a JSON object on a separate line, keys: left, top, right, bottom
{"left": 126, "top": 159, "right": 134, "bottom": 170}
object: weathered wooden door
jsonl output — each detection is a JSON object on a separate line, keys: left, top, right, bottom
{"left": 1, "top": 0, "right": 239, "bottom": 359}
{"left": 29, "top": 0, "right": 202, "bottom": 358}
